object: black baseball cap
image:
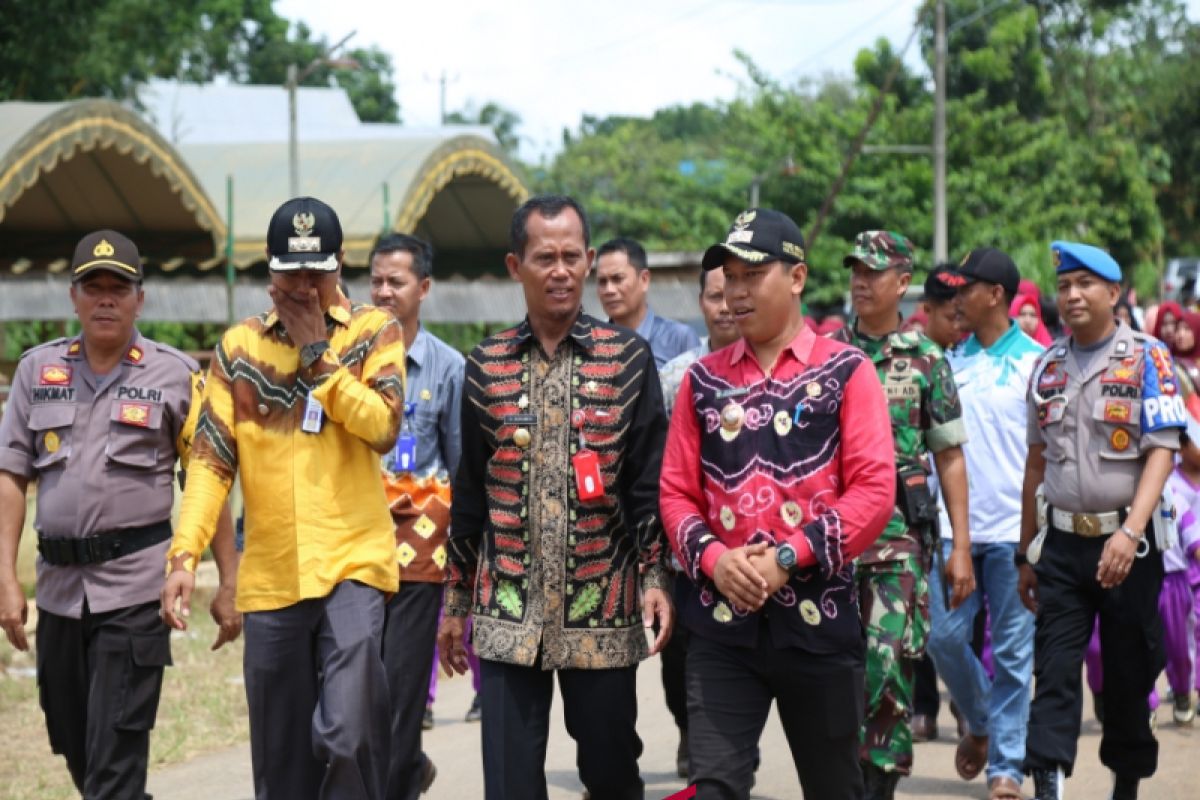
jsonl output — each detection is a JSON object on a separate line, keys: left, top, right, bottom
{"left": 702, "top": 208, "right": 807, "bottom": 270}
{"left": 267, "top": 196, "right": 343, "bottom": 272}
{"left": 954, "top": 247, "right": 1020, "bottom": 297}
{"left": 71, "top": 229, "right": 142, "bottom": 282}
{"left": 924, "top": 265, "right": 966, "bottom": 302}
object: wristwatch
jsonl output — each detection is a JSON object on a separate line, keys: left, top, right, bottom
{"left": 1013, "top": 550, "right": 1029, "bottom": 568}
{"left": 776, "top": 542, "right": 798, "bottom": 574}
{"left": 300, "top": 340, "right": 330, "bottom": 369}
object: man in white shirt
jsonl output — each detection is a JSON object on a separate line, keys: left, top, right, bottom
{"left": 925, "top": 249, "right": 1043, "bottom": 800}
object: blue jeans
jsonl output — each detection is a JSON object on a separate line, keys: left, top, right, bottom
{"left": 927, "top": 540, "right": 1034, "bottom": 783}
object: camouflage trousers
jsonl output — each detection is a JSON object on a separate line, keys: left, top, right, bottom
{"left": 856, "top": 553, "right": 930, "bottom": 774}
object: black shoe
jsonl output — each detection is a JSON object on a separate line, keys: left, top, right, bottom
{"left": 1031, "top": 767, "right": 1063, "bottom": 800}
{"left": 465, "top": 693, "right": 482, "bottom": 723}
{"left": 419, "top": 757, "right": 437, "bottom": 794}
{"left": 862, "top": 762, "right": 900, "bottom": 800}
{"left": 911, "top": 713, "right": 938, "bottom": 742}
{"left": 1111, "top": 773, "right": 1138, "bottom": 800}
{"left": 422, "top": 706, "right": 434, "bottom": 731}
{"left": 675, "top": 735, "right": 689, "bottom": 779}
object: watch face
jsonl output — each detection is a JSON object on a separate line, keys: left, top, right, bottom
{"left": 778, "top": 544, "right": 796, "bottom": 568}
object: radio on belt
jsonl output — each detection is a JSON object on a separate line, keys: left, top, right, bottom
{"left": 572, "top": 409, "right": 606, "bottom": 500}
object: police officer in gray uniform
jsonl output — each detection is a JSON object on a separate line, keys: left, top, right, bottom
{"left": 1018, "top": 241, "right": 1183, "bottom": 800}
{"left": 0, "top": 230, "right": 236, "bottom": 799}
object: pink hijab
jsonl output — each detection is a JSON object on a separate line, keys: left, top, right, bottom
{"left": 1010, "top": 292, "right": 1053, "bottom": 346}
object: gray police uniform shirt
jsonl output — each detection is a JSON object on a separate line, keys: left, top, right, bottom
{"left": 0, "top": 332, "right": 201, "bottom": 618}
{"left": 1027, "top": 322, "right": 1183, "bottom": 514}
{"left": 383, "top": 326, "right": 464, "bottom": 479}
{"left": 636, "top": 307, "right": 702, "bottom": 369}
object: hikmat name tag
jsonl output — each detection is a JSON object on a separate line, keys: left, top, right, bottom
{"left": 716, "top": 387, "right": 750, "bottom": 400}
{"left": 503, "top": 413, "right": 538, "bottom": 425}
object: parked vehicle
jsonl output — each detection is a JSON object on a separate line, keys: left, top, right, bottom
{"left": 1162, "top": 257, "right": 1200, "bottom": 304}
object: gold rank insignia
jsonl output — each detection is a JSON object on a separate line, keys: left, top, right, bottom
{"left": 66, "top": 340, "right": 82, "bottom": 356}
{"left": 44, "top": 431, "right": 60, "bottom": 453}
{"left": 125, "top": 345, "right": 144, "bottom": 364}
{"left": 40, "top": 365, "right": 72, "bottom": 385}
{"left": 119, "top": 402, "right": 151, "bottom": 427}
{"left": 93, "top": 238, "right": 116, "bottom": 258}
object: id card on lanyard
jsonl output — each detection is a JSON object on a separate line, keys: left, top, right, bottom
{"left": 393, "top": 401, "right": 417, "bottom": 471}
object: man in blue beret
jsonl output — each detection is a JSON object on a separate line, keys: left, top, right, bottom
{"left": 1019, "top": 241, "right": 1182, "bottom": 800}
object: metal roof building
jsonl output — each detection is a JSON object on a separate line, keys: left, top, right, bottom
{"left": 0, "top": 84, "right": 537, "bottom": 323}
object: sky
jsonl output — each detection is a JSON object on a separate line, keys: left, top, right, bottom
{"left": 275, "top": 0, "right": 1200, "bottom": 161}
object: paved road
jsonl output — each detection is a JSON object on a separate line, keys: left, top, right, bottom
{"left": 149, "top": 651, "right": 1197, "bottom": 799}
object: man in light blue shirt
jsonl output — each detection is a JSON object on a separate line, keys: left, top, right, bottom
{"left": 926, "top": 248, "right": 1042, "bottom": 800}
{"left": 370, "top": 233, "right": 464, "bottom": 800}
{"left": 597, "top": 237, "right": 700, "bottom": 368}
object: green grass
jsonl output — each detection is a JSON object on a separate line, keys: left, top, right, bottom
{"left": 0, "top": 606, "right": 247, "bottom": 800}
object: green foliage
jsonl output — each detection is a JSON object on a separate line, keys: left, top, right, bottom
{"left": 540, "top": 0, "right": 1191, "bottom": 301}
{"left": 0, "top": 1, "right": 400, "bottom": 124}
{"left": 446, "top": 102, "right": 522, "bottom": 154}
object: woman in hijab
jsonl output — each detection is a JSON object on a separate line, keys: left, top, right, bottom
{"left": 1155, "top": 300, "right": 1184, "bottom": 346}
{"left": 1172, "top": 311, "right": 1200, "bottom": 387}
{"left": 1009, "top": 291, "right": 1053, "bottom": 346}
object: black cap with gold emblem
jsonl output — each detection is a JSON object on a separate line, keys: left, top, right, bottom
{"left": 71, "top": 229, "right": 143, "bottom": 282}
{"left": 701, "top": 208, "right": 807, "bottom": 271}
{"left": 267, "top": 196, "right": 343, "bottom": 272}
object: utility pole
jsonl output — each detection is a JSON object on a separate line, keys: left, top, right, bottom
{"left": 431, "top": 70, "right": 459, "bottom": 124}
{"left": 934, "top": 0, "right": 948, "bottom": 262}
{"left": 287, "top": 30, "right": 357, "bottom": 197}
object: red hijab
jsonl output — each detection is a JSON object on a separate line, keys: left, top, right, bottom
{"left": 1009, "top": 292, "right": 1053, "bottom": 346}
{"left": 1154, "top": 301, "right": 1184, "bottom": 347}
{"left": 1175, "top": 311, "right": 1200, "bottom": 360}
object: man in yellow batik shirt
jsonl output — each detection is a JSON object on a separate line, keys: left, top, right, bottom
{"left": 161, "top": 197, "right": 406, "bottom": 800}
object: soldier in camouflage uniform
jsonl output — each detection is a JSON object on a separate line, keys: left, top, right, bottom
{"left": 833, "top": 231, "right": 976, "bottom": 800}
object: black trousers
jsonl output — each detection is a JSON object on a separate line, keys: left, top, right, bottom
{"left": 686, "top": 624, "right": 865, "bottom": 800}
{"left": 381, "top": 581, "right": 442, "bottom": 800}
{"left": 1024, "top": 528, "right": 1165, "bottom": 779}
{"left": 243, "top": 580, "right": 391, "bottom": 800}
{"left": 912, "top": 653, "right": 940, "bottom": 717}
{"left": 36, "top": 600, "right": 170, "bottom": 800}
{"left": 660, "top": 621, "right": 690, "bottom": 734}
{"left": 479, "top": 656, "right": 643, "bottom": 800}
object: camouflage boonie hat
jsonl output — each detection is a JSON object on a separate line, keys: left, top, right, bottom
{"left": 842, "top": 230, "right": 915, "bottom": 272}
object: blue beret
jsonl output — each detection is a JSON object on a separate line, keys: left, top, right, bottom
{"left": 1051, "top": 240, "right": 1122, "bottom": 282}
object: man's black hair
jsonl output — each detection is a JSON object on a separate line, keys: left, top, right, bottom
{"left": 596, "top": 237, "right": 648, "bottom": 272}
{"left": 509, "top": 195, "right": 590, "bottom": 257}
{"left": 370, "top": 233, "right": 434, "bottom": 280}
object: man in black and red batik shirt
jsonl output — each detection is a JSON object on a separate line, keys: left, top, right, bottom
{"left": 439, "top": 195, "right": 673, "bottom": 800}
{"left": 660, "top": 207, "right": 895, "bottom": 800}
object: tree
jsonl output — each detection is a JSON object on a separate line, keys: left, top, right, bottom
{"left": 240, "top": 21, "right": 401, "bottom": 123}
{"left": 446, "top": 102, "right": 522, "bottom": 154}
{"left": 0, "top": 0, "right": 279, "bottom": 101}
{"left": 0, "top": 1, "right": 401, "bottom": 124}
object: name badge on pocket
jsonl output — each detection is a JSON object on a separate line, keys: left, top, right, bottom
{"left": 301, "top": 391, "right": 324, "bottom": 434}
